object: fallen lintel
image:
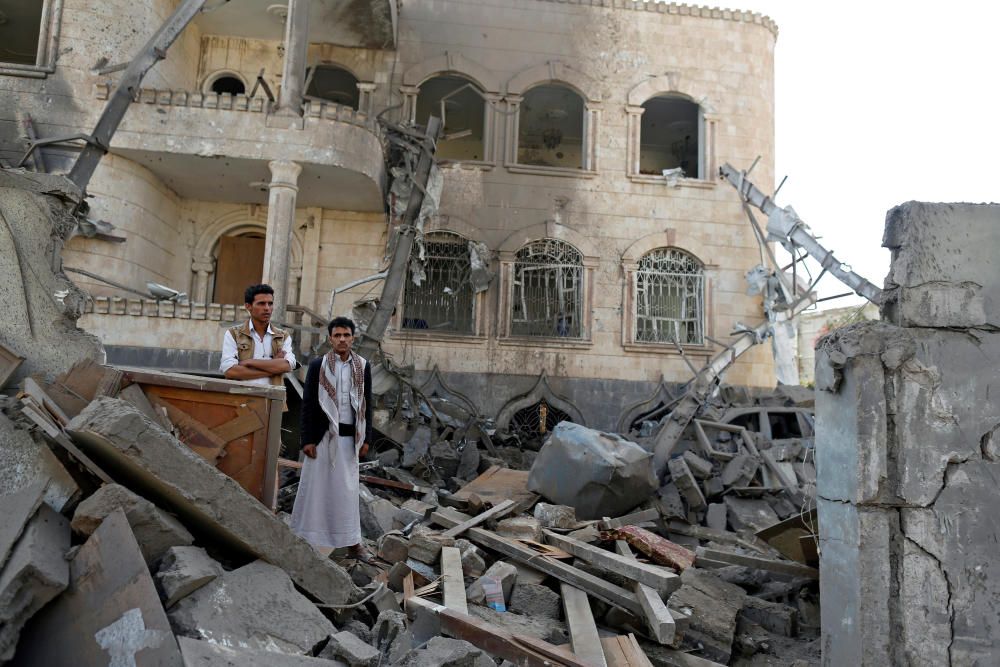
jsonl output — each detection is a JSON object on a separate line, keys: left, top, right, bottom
{"left": 543, "top": 529, "right": 680, "bottom": 595}
{"left": 441, "top": 499, "right": 515, "bottom": 538}
{"left": 431, "top": 507, "right": 644, "bottom": 616}
{"left": 440, "top": 546, "right": 468, "bottom": 615}
{"left": 695, "top": 547, "right": 819, "bottom": 579}
{"left": 405, "top": 595, "right": 592, "bottom": 667}
{"left": 614, "top": 541, "right": 678, "bottom": 647}
{"left": 561, "top": 583, "right": 608, "bottom": 667}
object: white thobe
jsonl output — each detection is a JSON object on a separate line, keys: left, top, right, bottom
{"left": 291, "top": 358, "right": 361, "bottom": 548}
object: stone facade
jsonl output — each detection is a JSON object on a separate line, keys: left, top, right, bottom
{"left": 4, "top": 0, "right": 779, "bottom": 429}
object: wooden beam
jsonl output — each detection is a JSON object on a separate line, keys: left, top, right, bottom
{"left": 560, "top": 583, "right": 608, "bottom": 667}
{"left": 405, "top": 596, "right": 592, "bottom": 667}
{"left": 598, "top": 508, "right": 660, "bottom": 530}
{"left": 543, "top": 530, "right": 680, "bottom": 595}
{"left": 615, "top": 541, "right": 678, "bottom": 646}
{"left": 431, "top": 508, "right": 644, "bottom": 616}
{"left": 440, "top": 546, "right": 468, "bottom": 615}
{"left": 600, "top": 634, "right": 655, "bottom": 667}
{"left": 211, "top": 406, "right": 264, "bottom": 442}
{"left": 360, "top": 474, "right": 432, "bottom": 495}
{"left": 695, "top": 547, "right": 819, "bottom": 579}
{"left": 441, "top": 499, "right": 515, "bottom": 538}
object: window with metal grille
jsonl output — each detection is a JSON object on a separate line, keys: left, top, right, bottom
{"left": 402, "top": 232, "right": 475, "bottom": 334}
{"left": 635, "top": 248, "right": 704, "bottom": 344}
{"left": 511, "top": 239, "right": 583, "bottom": 338}
{"left": 510, "top": 400, "right": 572, "bottom": 442}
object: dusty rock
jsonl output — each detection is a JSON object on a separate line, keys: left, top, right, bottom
{"left": 155, "top": 545, "right": 223, "bottom": 608}
{"left": 454, "top": 539, "right": 486, "bottom": 576}
{"left": 66, "top": 398, "right": 359, "bottom": 605}
{"left": 318, "top": 631, "right": 379, "bottom": 666}
{"left": 466, "top": 561, "right": 517, "bottom": 606}
{"left": 510, "top": 561, "right": 547, "bottom": 585}
{"left": 467, "top": 604, "right": 569, "bottom": 645}
{"left": 402, "top": 426, "right": 431, "bottom": 467}
{"left": 71, "top": 483, "right": 193, "bottom": 564}
{"left": 706, "top": 503, "right": 728, "bottom": 531}
{"left": 177, "top": 637, "right": 348, "bottom": 666}
{"left": 392, "top": 507, "right": 424, "bottom": 529}
{"left": 495, "top": 516, "right": 542, "bottom": 541}
{"left": 724, "top": 496, "right": 780, "bottom": 533}
{"left": 682, "top": 451, "right": 714, "bottom": 479}
{"left": 387, "top": 561, "right": 412, "bottom": 592}
{"left": 456, "top": 442, "right": 481, "bottom": 480}
{"left": 408, "top": 534, "right": 454, "bottom": 564}
{"left": 360, "top": 487, "right": 397, "bottom": 539}
{"left": 0, "top": 416, "right": 78, "bottom": 513}
{"left": 169, "top": 560, "right": 335, "bottom": 655}
{"left": 396, "top": 636, "right": 494, "bottom": 667}
{"left": 0, "top": 503, "right": 70, "bottom": 661}
{"left": 740, "top": 595, "right": 799, "bottom": 637}
{"left": 670, "top": 567, "right": 747, "bottom": 663}
{"left": 510, "top": 582, "right": 561, "bottom": 619}
{"left": 0, "top": 482, "right": 47, "bottom": 570}
{"left": 371, "top": 610, "right": 414, "bottom": 663}
{"left": 377, "top": 534, "right": 409, "bottom": 564}
{"left": 533, "top": 503, "right": 578, "bottom": 529}
{"left": 721, "top": 455, "right": 760, "bottom": 488}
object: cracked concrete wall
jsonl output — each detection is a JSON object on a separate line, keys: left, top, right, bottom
{"left": 816, "top": 202, "right": 1000, "bottom": 666}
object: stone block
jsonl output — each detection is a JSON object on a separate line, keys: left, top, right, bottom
{"left": 169, "top": 560, "right": 335, "bottom": 655}
{"left": 402, "top": 426, "right": 431, "bottom": 467}
{"left": 655, "top": 482, "right": 686, "bottom": 520}
{"left": 533, "top": 503, "right": 578, "bottom": 529}
{"left": 466, "top": 560, "right": 517, "bottom": 606}
{"left": 740, "top": 595, "right": 798, "bottom": 637}
{"left": 467, "top": 603, "right": 569, "bottom": 645}
{"left": 682, "top": 450, "right": 713, "bottom": 479}
{"left": 723, "top": 496, "right": 779, "bottom": 533}
{"left": 0, "top": 417, "right": 78, "bottom": 513}
{"left": 359, "top": 488, "right": 398, "bottom": 540}
{"left": 509, "top": 582, "right": 561, "bottom": 620}
{"left": 65, "top": 398, "right": 359, "bottom": 605}
{"left": 377, "top": 533, "right": 409, "bottom": 564}
{"left": 495, "top": 516, "right": 542, "bottom": 542}
{"left": 318, "top": 631, "right": 380, "bottom": 666}
{"left": 720, "top": 454, "right": 759, "bottom": 488}
{"left": 454, "top": 539, "right": 486, "bottom": 576}
{"left": 669, "top": 568, "right": 747, "bottom": 663}
{"left": 0, "top": 504, "right": 70, "bottom": 661}
{"left": 396, "top": 636, "right": 494, "bottom": 667}
{"left": 668, "top": 457, "right": 706, "bottom": 510}
{"left": 71, "top": 483, "right": 194, "bottom": 564}
{"left": 177, "top": 637, "right": 348, "bottom": 666}
{"left": 155, "top": 545, "right": 224, "bottom": 608}
{"left": 408, "top": 534, "right": 453, "bottom": 565}
{"left": 371, "top": 610, "right": 414, "bottom": 663}
{"left": 705, "top": 503, "right": 727, "bottom": 531}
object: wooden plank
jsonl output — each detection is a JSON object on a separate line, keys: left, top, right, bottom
{"left": 440, "top": 546, "right": 468, "bottom": 615}
{"left": 405, "top": 596, "right": 592, "bottom": 667}
{"left": 431, "top": 507, "right": 644, "bottom": 616}
{"left": 21, "top": 377, "right": 71, "bottom": 426}
{"left": 452, "top": 466, "right": 537, "bottom": 513}
{"left": 210, "top": 406, "right": 264, "bottom": 442}
{"left": 601, "top": 635, "right": 655, "bottom": 667}
{"left": 441, "top": 499, "right": 516, "bottom": 538}
{"left": 262, "top": 393, "right": 283, "bottom": 511}
{"left": 598, "top": 508, "right": 660, "bottom": 530}
{"left": 695, "top": 547, "right": 819, "bottom": 579}
{"left": 360, "top": 475, "right": 433, "bottom": 495}
{"left": 543, "top": 529, "right": 680, "bottom": 595}
{"left": 403, "top": 571, "right": 416, "bottom": 601}
{"left": 123, "top": 367, "right": 285, "bottom": 399}
{"left": 147, "top": 394, "right": 227, "bottom": 462}
{"left": 561, "top": 583, "right": 608, "bottom": 667}
{"left": 615, "top": 541, "right": 678, "bottom": 646}
{"left": 19, "top": 398, "right": 113, "bottom": 484}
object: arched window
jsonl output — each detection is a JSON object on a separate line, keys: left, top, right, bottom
{"left": 204, "top": 71, "right": 248, "bottom": 96}
{"left": 639, "top": 95, "right": 702, "bottom": 178}
{"left": 510, "top": 399, "right": 573, "bottom": 443}
{"left": 402, "top": 232, "right": 476, "bottom": 334}
{"left": 305, "top": 65, "right": 360, "bottom": 109}
{"left": 511, "top": 239, "right": 583, "bottom": 338}
{"left": 416, "top": 75, "right": 486, "bottom": 161}
{"left": 517, "top": 84, "right": 585, "bottom": 169}
{"left": 635, "top": 248, "right": 704, "bottom": 344}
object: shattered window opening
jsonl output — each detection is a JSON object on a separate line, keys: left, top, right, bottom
{"left": 639, "top": 96, "right": 702, "bottom": 178}
{"left": 635, "top": 248, "right": 704, "bottom": 345}
{"left": 305, "top": 64, "right": 360, "bottom": 109}
{"left": 517, "top": 84, "right": 585, "bottom": 169}
{"left": 210, "top": 75, "right": 246, "bottom": 96}
{"left": 416, "top": 75, "right": 486, "bottom": 161}
{"left": 511, "top": 239, "right": 583, "bottom": 338}
{"left": 402, "top": 232, "right": 476, "bottom": 334}
{"left": 0, "top": 0, "right": 45, "bottom": 67}
{"left": 510, "top": 399, "right": 572, "bottom": 443}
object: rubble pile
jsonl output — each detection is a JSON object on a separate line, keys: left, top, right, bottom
{"left": 0, "top": 356, "right": 820, "bottom": 666}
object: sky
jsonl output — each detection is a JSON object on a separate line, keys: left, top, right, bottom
{"left": 722, "top": 1, "right": 999, "bottom": 309}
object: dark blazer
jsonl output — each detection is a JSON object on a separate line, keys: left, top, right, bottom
{"left": 300, "top": 355, "right": 373, "bottom": 448}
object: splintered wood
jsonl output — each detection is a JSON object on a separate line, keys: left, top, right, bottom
{"left": 603, "top": 525, "right": 696, "bottom": 572}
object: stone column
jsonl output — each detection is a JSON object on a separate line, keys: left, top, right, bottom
{"left": 503, "top": 94, "right": 523, "bottom": 165}
{"left": 625, "top": 105, "right": 645, "bottom": 177}
{"left": 278, "top": 0, "right": 311, "bottom": 114}
{"left": 399, "top": 85, "right": 420, "bottom": 125}
{"left": 262, "top": 160, "right": 302, "bottom": 323}
{"left": 191, "top": 257, "right": 215, "bottom": 304}
{"left": 357, "top": 82, "right": 377, "bottom": 118}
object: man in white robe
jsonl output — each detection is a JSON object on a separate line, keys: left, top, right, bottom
{"left": 291, "top": 316, "right": 374, "bottom": 561}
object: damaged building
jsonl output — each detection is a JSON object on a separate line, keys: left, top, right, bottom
{"left": 0, "top": 0, "right": 779, "bottom": 433}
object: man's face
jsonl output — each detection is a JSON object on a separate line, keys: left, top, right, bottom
{"left": 247, "top": 293, "right": 273, "bottom": 325}
{"left": 329, "top": 326, "right": 354, "bottom": 356}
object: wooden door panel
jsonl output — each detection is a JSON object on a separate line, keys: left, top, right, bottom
{"left": 214, "top": 235, "right": 265, "bottom": 304}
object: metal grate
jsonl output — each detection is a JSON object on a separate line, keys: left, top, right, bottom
{"left": 403, "top": 232, "right": 476, "bottom": 333}
{"left": 635, "top": 248, "right": 704, "bottom": 344}
{"left": 511, "top": 239, "right": 583, "bottom": 338}
{"left": 510, "top": 400, "right": 572, "bottom": 442}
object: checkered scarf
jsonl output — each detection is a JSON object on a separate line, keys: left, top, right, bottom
{"left": 318, "top": 350, "right": 366, "bottom": 450}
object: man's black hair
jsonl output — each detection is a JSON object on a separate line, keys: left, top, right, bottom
{"left": 244, "top": 283, "right": 274, "bottom": 305}
{"left": 328, "top": 316, "right": 356, "bottom": 335}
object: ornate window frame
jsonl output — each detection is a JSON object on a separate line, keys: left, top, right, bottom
{"left": 1, "top": 0, "right": 63, "bottom": 78}
{"left": 625, "top": 74, "right": 719, "bottom": 187}
{"left": 504, "top": 61, "right": 602, "bottom": 179}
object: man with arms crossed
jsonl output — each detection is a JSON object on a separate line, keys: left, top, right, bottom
{"left": 291, "top": 316, "right": 374, "bottom": 562}
{"left": 220, "top": 284, "right": 297, "bottom": 386}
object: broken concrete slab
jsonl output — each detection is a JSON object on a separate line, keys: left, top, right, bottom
{"left": 408, "top": 534, "right": 453, "bottom": 565}
{"left": 682, "top": 451, "right": 714, "bottom": 479}
{"left": 155, "top": 546, "right": 223, "bottom": 608}
{"left": 510, "top": 582, "right": 561, "bottom": 620}
{"left": 11, "top": 508, "right": 182, "bottom": 667}
{"left": 0, "top": 503, "right": 70, "bottom": 662}
{"left": 723, "top": 496, "right": 780, "bottom": 533}
{"left": 402, "top": 426, "right": 432, "bottom": 467}
{"left": 706, "top": 503, "right": 727, "bottom": 532}
{"left": 495, "top": 516, "right": 542, "bottom": 542}
{"left": 318, "top": 631, "right": 379, "bottom": 666}
{"left": 466, "top": 560, "right": 517, "bottom": 606}
{"left": 467, "top": 603, "right": 569, "bottom": 645}
{"left": 177, "top": 637, "right": 348, "bottom": 666}
{"left": 740, "top": 595, "right": 798, "bottom": 637}
{"left": 169, "top": 560, "right": 335, "bottom": 655}
{"left": 720, "top": 455, "right": 759, "bottom": 489}
{"left": 377, "top": 533, "right": 410, "bottom": 564}
{"left": 359, "top": 486, "right": 398, "bottom": 539}
{"left": 668, "top": 457, "right": 706, "bottom": 510}
{"left": 528, "top": 422, "right": 658, "bottom": 519}
{"left": 533, "top": 503, "right": 579, "bottom": 529}
{"left": 0, "top": 482, "right": 46, "bottom": 572}
{"left": 395, "top": 635, "right": 494, "bottom": 667}
{"left": 65, "top": 398, "right": 359, "bottom": 605}
{"left": 669, "top": 567, "right": 747, "bottom": 663}
{"left": 71, "top": 483, "right": 194, "bottom": 564}
{"left": 371, "top": 610, "right": 414, "bottom": 663}
{"left": 0, "top": 415, "right": 79, "bottom": 513}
